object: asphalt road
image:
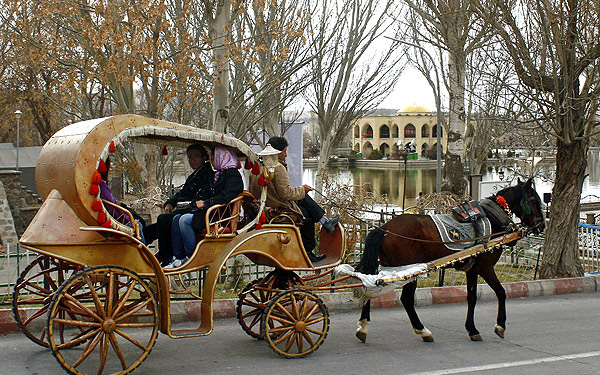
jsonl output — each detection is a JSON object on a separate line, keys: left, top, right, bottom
{"left": 2, "top": 293, "right": 600, "bottom": 375}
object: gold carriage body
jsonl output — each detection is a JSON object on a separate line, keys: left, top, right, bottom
{"left": 19, "top": 114, "right": 346, "bottom": 342}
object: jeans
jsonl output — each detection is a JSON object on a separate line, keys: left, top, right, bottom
{"left": 171, "top": 214, "right": 197, "bottom": 259}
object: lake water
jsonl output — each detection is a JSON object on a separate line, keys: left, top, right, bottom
{"left": 303, "top": 149, "right": 600, "bottom": 210}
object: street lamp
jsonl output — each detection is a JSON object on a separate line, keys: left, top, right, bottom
{"left": 14, "top": 110, "right": 22, "bottom": 171}
{"left": 385, "top": 36, "right": 442, "bottom": 193}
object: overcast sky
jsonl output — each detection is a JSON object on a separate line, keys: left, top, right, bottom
{"left": 378, "top": 65, "right": 439, "bottom": 111}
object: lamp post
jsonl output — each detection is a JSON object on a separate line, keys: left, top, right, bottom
{"left": 14, "top": 110, "right": 22, "bottom": 171}
{"left": 385, "top": 36, "right": 442, "bottom": 193}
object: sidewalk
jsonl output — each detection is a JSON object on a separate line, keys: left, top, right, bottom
{"left": 3, "top": 275, "right": 599, "bottom": 334}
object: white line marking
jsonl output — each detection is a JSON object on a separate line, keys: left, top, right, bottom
{"left": 407, "top": 350, "right": 600, "bottom": 375}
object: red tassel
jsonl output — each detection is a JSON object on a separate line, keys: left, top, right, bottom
{"left": 259, "top": 212, "right": 267, "bottom": 224}
{"left": 251, "top": 161, "right": 260, "bottom": 175}
{"left": 245, "top": 159, "right": 252, "bottom": 170}
{"left": 256, "top": 223, "right": 263, "bottom": 230}
{"left": 101, "top": 220, "right": 112, "bottom": 228}
{"left": 108, "top": 140, "right": 116, "bottom": 153}
{"left": 161, "top": 145, "right": 168, "bottom": 155}
{"left": 97, "top": 212, "right": 106, "bottom": 224}
{"left": 237, "top": 160, "right": 242, "bottom": 169}
{"left": 258, "top": 174, "right": 268, "bottom": 186}
{"left": 92, "top": 171, "right": 103, "bottom": 184}
{"left": 97, "top": 159, "right": 107, "bottom": 174}
{"left": 91, "top": 200, "right": 102, "bottom": 212}
{"left": 89, "top": 184, "right": 99, "bottom": 196}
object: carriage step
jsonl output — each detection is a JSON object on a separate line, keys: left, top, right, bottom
{"left": 169, "top": 327, "right": 212, "bottom": 338}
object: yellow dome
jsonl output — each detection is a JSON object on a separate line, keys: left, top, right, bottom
{"left": 400, "top": 103, "right": 431, "bottom": 113}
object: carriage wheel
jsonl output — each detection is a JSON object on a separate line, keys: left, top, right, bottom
{"left": 12, "top": 256, "right": 79, "bottom": 347}
{"left": 47, "top": 265, "right": 159, "bottom": 375}
{"left": 262, "top": 289, "right": 329, "bottom": 358}
{"left": 237, "top": 270, "right": 304, "bottom": 340}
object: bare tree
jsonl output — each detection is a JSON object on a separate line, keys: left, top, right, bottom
{"left": 403, "top": 0, "right": 492, "bottom": 195}
{"left": 305, "top": 0, "right": 406, "bottom": 191}
{"left": 473, "top": 0, "right": 600, "bottom": 277}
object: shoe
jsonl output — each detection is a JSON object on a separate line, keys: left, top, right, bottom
{"left": 163, "top": 257, "right": 189, "bottom": 269}
{"left": 308, "top": 253, "right": 326, "bottom": 263}
{"left": 323, "top": 214, "right": 339, "bottom": 233}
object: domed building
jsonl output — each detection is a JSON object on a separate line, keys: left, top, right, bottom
{"left": 353, "top": 104, "right": 448, "bottom": 158}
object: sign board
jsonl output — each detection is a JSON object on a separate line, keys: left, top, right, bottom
{"left": 285, "top": 122, "right": 304, "bottom": 187}
{"left": 478, "top": 180, "right": 509, "bottom": 200}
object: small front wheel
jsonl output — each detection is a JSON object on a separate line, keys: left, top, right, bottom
{"left": 47, "top": 265, "right": 159, "bottom": 375}
{"left": 262, "top": 289, "right": 329, "bottom": 358}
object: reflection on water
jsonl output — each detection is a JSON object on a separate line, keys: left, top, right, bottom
{"left": 303, "top": 149, "right": 600, "bottom": 209}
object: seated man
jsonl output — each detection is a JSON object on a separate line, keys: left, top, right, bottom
{"left": 143, "top": 143, "right": 214, "bottom": 265}
{"left": 251, "top": 136, "right": 338, "bottom": 263}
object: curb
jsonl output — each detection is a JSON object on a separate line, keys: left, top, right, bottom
{"left": 4, "top": 275, "right": 599, "bottom": 334}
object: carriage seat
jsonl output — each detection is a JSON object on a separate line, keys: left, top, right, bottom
{"left": 100, "top": 199, "right": 142, "bottom": 241}
{"left": 194, "top": 192, "right": 251, "bottom": 241}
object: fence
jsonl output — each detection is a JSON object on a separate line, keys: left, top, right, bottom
{"left": 4, "top": 221, "right": 600, "bottom": 303}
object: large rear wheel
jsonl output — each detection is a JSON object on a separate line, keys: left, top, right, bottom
{"left": 262, "top": 289, "right": 329, "bottom": 358}
{"left": 47, "top": 265, "right": 159, "bottom": 375}
{"left": 12, "top": 256, "right": 79, "bottom": 347}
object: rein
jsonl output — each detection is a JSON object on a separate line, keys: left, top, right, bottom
{"left": 311, "top": 188, "right": 518, "bottom": 246}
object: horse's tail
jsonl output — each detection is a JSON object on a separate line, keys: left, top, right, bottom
{"left": 357, "top": 228, "right": 385, "bottom": 275}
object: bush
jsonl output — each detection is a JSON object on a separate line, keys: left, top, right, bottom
{"left": 368, "top": 149, "right": 383, "bottom": 160}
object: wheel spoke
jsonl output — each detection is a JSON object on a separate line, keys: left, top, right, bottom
{"left": 105, "top": 272, "right": 116, "bottom": 317}
{"left": 301, "top": 331, "right": 315, "bottom": 347}
{"left": 305, "top": 316, "right": 325, "bottom": 326}
{"left": 72, "top": 330, "right": 103, "bottom": 368}
{"left": 83, "top": 275, "right": 107, "bottom": 320}
{"left": 290, "top": 294, "right": 299, "bottom": 319}
{"left": 274, "top": 302, "right": 295, "bottom": 322}
{"left": 97, "top": 333, "right": 109, "bottom": 375}
{"left": 115, "top": 322, "right": 156, "bottom": 328}
{"left": 304, "top": 303, "right": 320, "bottom": 320}
{"left": 296, "top": 332, "right": 303, "bottom": 353}
{"left": 108, "top": 332, "right": 128, "bottom": 370}
{"left": 273, "top": 329, "right": 294, "bottom": 346}
{"left": 21, "top": 304, "right": 49, "bottom": 326}
{"left": 284, "top": 332, "right": 296, "bottom": 352}
{"left": 266, "top": 313, "right": 294, "bottom": 326}
{"left": 305, "top": 326, "right": 325, "bottom": 335}
{"left": 114, "top": 299, "right": 151, "bottom": 323}
{"left": 55, "top": 328, "right": 100, "bottom": 350}
{"left": 62, "top": 293, "right": 103, "bottom": 322}
{"left": 52, "top": 318, "right": 101, "bottom": 328}
{"left": 114, "top": 328, "right": 148, "bottom": 351}
{"left": 111, "top": 278, "right": 137, "bottom": 318}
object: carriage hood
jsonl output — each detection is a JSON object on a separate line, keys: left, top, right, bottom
{"left": 35, "top": 114, "right": 259, "bottom": 227}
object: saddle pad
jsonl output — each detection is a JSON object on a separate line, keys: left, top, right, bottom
{"left": 430, "top": 214, "right": 491, "bottom": 251}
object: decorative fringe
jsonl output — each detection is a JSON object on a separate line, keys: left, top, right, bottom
{"left": 237, "top": 160, "right": 242, "bottom": 169}
{"left": 108, "top": 140, "right": 116, "bottom": 153}
{"left": 97, "top": 212, "right": 106, "bottom": 224}
{"left": 161, "top": 145, "right": 168, "bottom": 155}
{"left": 258, "top": 174, "right": 268, "bottom": 186}
{"left": 245, "top": 159, "right": 253, "bottom": 170}
{"left": 92, "top": 171, "right": 103, "bottom": 184}
{"left": 251, "top": 161, "right": 260, "bottom": 175}
{"left": 89, "top": 184, "right": 99, "bottom": 196}
{"left": 101, "top": 220, "right": 112, "bottom": 228}
{"left": 91, "top": 200, "right": 102, "bottom": 212}
{"left": 97, "top": 160, "right": 107, "bottom": 174}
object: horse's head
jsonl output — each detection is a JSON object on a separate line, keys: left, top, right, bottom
{"left": 498, "top": 178, "right": 545, "bottom": 234}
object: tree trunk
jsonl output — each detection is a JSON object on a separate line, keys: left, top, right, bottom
{"left": 442, "top": 48, "right": 467, "bottom": 195}
{"left": 315, "top": 133, "right": 333, "bottom": 194}
{"left": 211, "top": 0, "right": 231, "bottom": 133}
{"left": 538, "top": 138, "right": 587, "bottom": 278}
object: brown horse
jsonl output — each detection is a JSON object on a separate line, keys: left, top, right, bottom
{"left": 356, "top": 178, "right": 545, "bottom": 343}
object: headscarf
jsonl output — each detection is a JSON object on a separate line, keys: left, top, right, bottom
{"left": 213, "top": 146, "right": 238, "bottom": 182}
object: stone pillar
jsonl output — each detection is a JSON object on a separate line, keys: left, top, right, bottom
{"left": 0, "top": 180, "right": 19, "bottom": 250}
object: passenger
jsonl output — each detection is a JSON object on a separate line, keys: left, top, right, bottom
{"left": 250, "top": 136, "right": 338, "bottom": 263}
{"left": 98, "top": 157, "right": 146, "bottom": 244}
{"left": 164, "top": 146, "right": 244, "bottom": 269}
{"left": 143, "top": 144, "right": 214, "bottom": 266}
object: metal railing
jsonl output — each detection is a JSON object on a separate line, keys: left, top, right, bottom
{"left": 579, "top": 222, "right": 600, "bottom": 273}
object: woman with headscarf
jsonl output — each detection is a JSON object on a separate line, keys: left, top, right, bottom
{"left": 165, "top": 146, "right": 244, "bottom": 268}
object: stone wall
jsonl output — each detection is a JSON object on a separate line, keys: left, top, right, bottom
{"left": 0, "top": 171, "right": 42, "bottom": 247}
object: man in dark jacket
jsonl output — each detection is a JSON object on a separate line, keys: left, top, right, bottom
{"left": 143, "top": 143, "right": 214, "bottom": 265}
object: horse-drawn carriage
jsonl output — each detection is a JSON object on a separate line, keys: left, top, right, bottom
{"left": 12, "top": 115, "right": 546, "bottom": 375}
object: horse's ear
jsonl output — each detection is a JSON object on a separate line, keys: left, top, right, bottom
{"left": 526, "top": 178, "right": 533, "bottom": 188}
{"left": 517, "top": 177, "right": 522, "bottom": 184}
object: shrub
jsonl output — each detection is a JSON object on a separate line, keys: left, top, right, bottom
{"left": 368, "top": 149, "right": 383, "bottom": 160}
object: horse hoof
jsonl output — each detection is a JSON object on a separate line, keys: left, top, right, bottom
{"left": 494, "top": 325, "right": 505, "bottom": 339}
{"left": 356, "top": 331, "right": 367, "bottom": 343}
{"left": 422, "top": 335, "right": 434, "bottom": 343}
{"left": 470, "top": 334, "right": 483, "bottom": 341}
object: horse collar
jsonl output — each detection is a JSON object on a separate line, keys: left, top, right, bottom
{"left": 480, "top": 198, "right": 514, "bottom": 230}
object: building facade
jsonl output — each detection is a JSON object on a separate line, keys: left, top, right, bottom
{"left": 353, "top": 104, "right": 448, "bottom": 158}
